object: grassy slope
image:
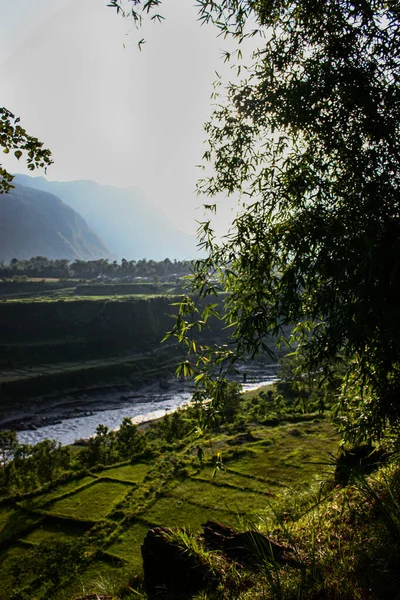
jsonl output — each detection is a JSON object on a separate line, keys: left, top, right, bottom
{"left": 1, "top": 383, "right": 398, "bottom": 599}
{"left": 0, "top": 386, "right": 342, "bottom": 599}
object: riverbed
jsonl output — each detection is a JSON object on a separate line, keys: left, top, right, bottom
{"left": 14, "top": 363, "right": 278, "bottom": 446}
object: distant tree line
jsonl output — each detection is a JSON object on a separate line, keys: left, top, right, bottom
{"left": 0, "top": 256, "right": 191, "bottom": 280}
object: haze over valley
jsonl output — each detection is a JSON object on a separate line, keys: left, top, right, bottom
{"left": 0, "top": 176, "right": 198, "bottom": 262}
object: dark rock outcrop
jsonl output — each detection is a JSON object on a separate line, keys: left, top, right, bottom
{"left": 141, "top": 522, "right": 295, "bottom": 598}
{"left": 141, "top": 526, "right": 215, "bottom": 598}
{"left": 202, "top": 520, "right": 294, "bottom": 567}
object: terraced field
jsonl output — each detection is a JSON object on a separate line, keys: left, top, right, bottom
{"left": 0, "top": 413, "right": 340, "bottom": 599}
{"left": 46, "top": 480, "right": 132, "bottom": 521}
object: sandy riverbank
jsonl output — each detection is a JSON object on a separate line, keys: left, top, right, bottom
{"left": 6, "top": 363, "right": 278, "bottom": 446}
{"left": 0, "top": 378, "right": 178, "bottom": 432}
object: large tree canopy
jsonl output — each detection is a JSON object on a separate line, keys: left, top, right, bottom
{"left": 112, "top": 0, "right": 400, "bottom": 441}
{"left": 195, "top": 0, "right": 400, "bottom": 443}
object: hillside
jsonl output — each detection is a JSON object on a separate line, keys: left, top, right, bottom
{"left": 0, "top": 383, "right": 397, "bottom": 599}
{"left": 0, "top": 384, "right": 341, "bottom": 599}
{"left": 0, "top": 286, "right": 230, "bottom": 402}
{"left": 0, "top": 184, "right": 110, "bottom": 262}
{"left": 13, "top": 175, "right": 198, "bottom": 260}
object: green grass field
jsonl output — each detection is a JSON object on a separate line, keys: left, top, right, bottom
{"left": 22, "top": 475, "right": 97, "bottom": 508}
{"left": 21, "top": 517, "right": 89, "bottom": 545}
{"left": 46, "top": 480, "right": 132, "bottom": 521}
{"left": 107, "top": 521, "right": 156, "bottom": 569}
{"left": 95, "top": 463, "right": 149, "bottom": 484}
{"left": 141, "top": 493, "right": 239, "bottom": 531}
{"left": 2, "top": 293, "right": 176, "bottom": 304}
{"left": 166, "top": 478, "right": 272, "bottom": 516}
{"left": 0, "top": 400, "right": 342, "bottom": 599}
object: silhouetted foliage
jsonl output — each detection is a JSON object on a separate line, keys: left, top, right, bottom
{"left": 0, "top": 107, "right": 52, "bottom": 193}
{"left": 138, "top": 0, "right": 400, "bottom": 443}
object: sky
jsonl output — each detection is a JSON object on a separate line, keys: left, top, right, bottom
{"left": 0, "top": 0, "right": 252, "bottom": 236}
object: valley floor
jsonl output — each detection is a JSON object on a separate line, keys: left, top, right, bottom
{"left": 0, "top": 389, "right": 339, "bottom": 599}
{"left": 1, "top": 384, "right": 398, "bottom": 599}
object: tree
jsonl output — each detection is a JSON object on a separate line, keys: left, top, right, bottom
{"left": 116, "top": 417, "right": 146, "bottom": 459}
{"left": 31, "top": 439, "right": 70, "bottom": 485}
{"left": 82, "top": 424, "right": 117, "bottom": 466}
{"left": 114, "top": 1, "right": 400, "bottom": 442}
{"left": 0, "top": 430, "right": 18, "bottom": 467}
{"left": 0, "top": 106, "right": 52, "bottom": 193}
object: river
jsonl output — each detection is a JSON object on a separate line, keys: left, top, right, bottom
{"left": 16, "top": 363, "right": 279, "bottom": 447}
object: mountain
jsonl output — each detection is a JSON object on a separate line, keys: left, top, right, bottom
{"left": 0, "top": 184, "right": 111, "bottom": 263}
{"left": 13, "top": 175, "right": 198, "bottom": 260}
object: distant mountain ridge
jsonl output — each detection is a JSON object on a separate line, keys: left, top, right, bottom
{"left": 13, "top": 175, "right": 198, "bottom": 260}
{"left": 0, "top": 184, "right": 110, "bottom": 262}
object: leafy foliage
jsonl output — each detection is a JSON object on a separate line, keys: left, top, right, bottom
{"left": 119, "top": 0, "right": 400, "bottom": 442}
{"left": 200, "top": 0, "right": 400, "bottom": 443}
{"left": 0, "top": 107, "right": 52, "bottom": 193}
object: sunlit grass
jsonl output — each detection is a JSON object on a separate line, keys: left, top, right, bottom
{"left": 0, "top": 507, "right": 42, "bottom": 546}
{"left": 141, "top": 494, "right": 238, "bottom": 531}
{"left": 96, "top": 463, "right": 149, "bottom": 484}
{"left": 167, "top": 478, "right": 273, "bottom": 518}
{"left": 0, "top": 393, "right": 347, "bottom": 598}
{"left": 193, "top": 466, "right": 273, "bottom": 494}
{"left": 22, "top": 476, "right": 97, "bottom": 508}
{"left": 46, "top": 481, "right": 131, "bottom": 520}
{"left": 224, "top": 420, "right": 337, "bottom": 486}
{"left": 107, "top": 521, "right": 150, "bottom": 571}
{"left": 21, "top": 518, "right": 89, "bottom": 544}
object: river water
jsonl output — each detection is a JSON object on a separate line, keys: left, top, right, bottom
{"left": 17, "top": 363, "right": 279, "bottom": 447}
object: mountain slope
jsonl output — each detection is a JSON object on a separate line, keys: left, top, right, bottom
{"left": 0, "top": 184, "right": 111, "bottom": 262}
{"left": 13, "top": 175, "right": 198, "bottom": 260}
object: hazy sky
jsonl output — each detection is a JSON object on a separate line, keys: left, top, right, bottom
{"left": 1, "top": 0, "right": 250, "bottom": 235}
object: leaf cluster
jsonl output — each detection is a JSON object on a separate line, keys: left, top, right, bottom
{"left": 0, "top": 107, "right": 52, "bottom": 194}
{"left": 152, "top": 0, "right": 400, "bottom": 443}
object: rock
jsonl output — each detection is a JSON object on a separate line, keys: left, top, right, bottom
{"left": 202, "top": 520, "right": 293, "bottom": 567}
{"left": 141, "top": 527, "right": 214, "bottom": 598}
